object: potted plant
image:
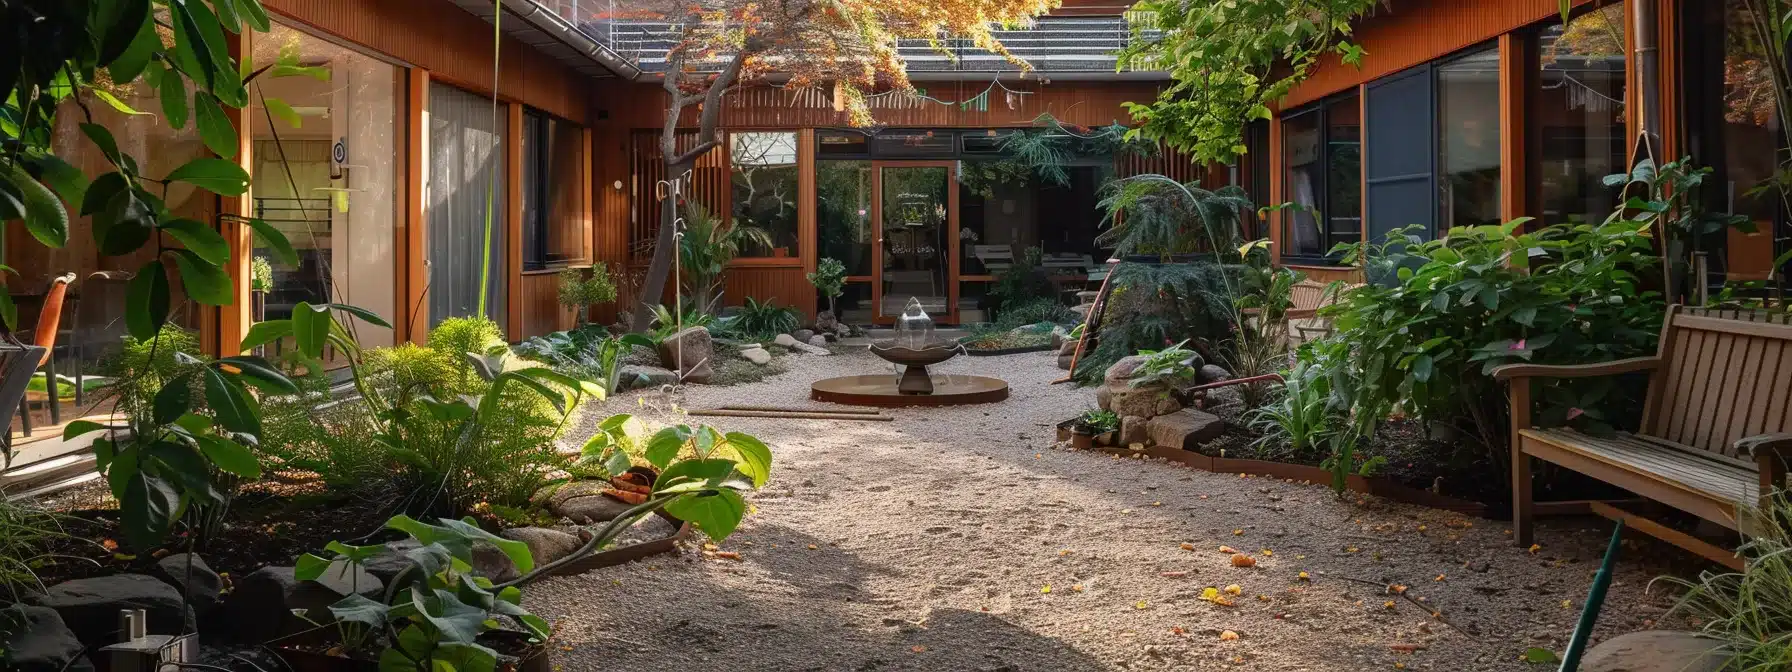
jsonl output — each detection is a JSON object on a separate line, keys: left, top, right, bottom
{"left": 1070, "top": 409, "right": 1120, "bottom": 449}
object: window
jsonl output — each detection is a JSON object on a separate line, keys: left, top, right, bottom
{"left": 1242, "top": 120, "right": 1272, "bottom": 239}
{"left": 1536, "top": 3, "right": 1628, "bottom": 224}
{"left": 818, "top": 131, "right": 869, "bottom": 157}
{"left": 1282, "top": 93, "right": 1362, "bottom": 260}
{"left": 817, "top": 160, "right": 873, "bottom": 276}
{"left": 522, "top": 110, "right": 586, "bottom": 270}
{"left": 1682, "top": 0, "right": 1787, "bottom": 283}
{"left": 871, "top": 129, "right": 955, "bottom": 157}
{"left": 730, "top": 131, "right": 800, "bottom": 258}
{"left": 250, "top": 22, "right": 403, "bottom": 346}
{"left": 1438, "top": 48, "right": 1503, "bottom": 229}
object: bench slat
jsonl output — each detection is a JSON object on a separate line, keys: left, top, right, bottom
{"left": 1523, "top": 428, "right": 1758, "bottom": 505}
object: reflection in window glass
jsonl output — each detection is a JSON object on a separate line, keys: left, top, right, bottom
{"left": 522, "top": 110, "right": 586, "bottom": 270}
{"left": 1439, "top": 48, "right": 1503, "bottom": 229}
{"left": 250, "top": 23, "right": 401, "bottom": 346}
{"left": 817, "top": 160, "right": 873, "bottom": 276}
{"left": 1684, "top": 0, "right": 1786, "bottom": 281}
{"left": 1538, "top": 3, "right": 1628, "bottom": 224}
{"left": 730, "top": 132, "right": 800, "bottom": 258}
{"left": 1283, "top": 110, "right": 1325, "bottom": 257}
{"left": 1326, "top": 95, "right": 1362, "bottom": 246}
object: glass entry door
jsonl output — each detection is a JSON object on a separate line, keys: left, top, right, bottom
{"left": 872, "top": 162, "right": 958, "bottom": 324}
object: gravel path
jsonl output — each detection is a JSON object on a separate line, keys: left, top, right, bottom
{"left": 529, "top": 349, "right": 1684, "bottom": 671}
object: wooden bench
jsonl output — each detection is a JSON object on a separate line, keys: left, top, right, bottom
{"left": 1495, "top": 306, "right": 1792, "bottom": 569}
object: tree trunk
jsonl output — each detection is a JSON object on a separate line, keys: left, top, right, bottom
{"left": 630, "top": 159, "right": 696, "bottom": 331}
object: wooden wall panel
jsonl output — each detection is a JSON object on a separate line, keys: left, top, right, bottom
{"left": 1284, "top": 0, "right": 1608, "bottom": 109}
{"left": 519, "top": 272, "right": 572, "bottom": 336}
{"left": 264, "top": 0, "right": 590, "bottom": 123}
{"left": 720, "top": 267, "right": 816, "bottom": 321}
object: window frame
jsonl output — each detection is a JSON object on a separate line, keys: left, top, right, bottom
{"left": 519, "top": 108, "right": 586, "bottom": 272}
{"left": 727, "top": 129, "right": 803, "bottom": 262}
{"left": 1279, "top": 91, "right": 1362, "bottom": 266}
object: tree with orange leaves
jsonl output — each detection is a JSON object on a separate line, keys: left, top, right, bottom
{"left": 622, "top": 0, "right": 1061, "bottom": 331}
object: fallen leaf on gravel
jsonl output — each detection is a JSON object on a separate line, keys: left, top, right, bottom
{"left": 911, "top": 645, "right": 927, "bottom": 653}
{"left": 703, "top": 543, "right": 719, "bottom": 551}
{"left": 1072, "top": 585, "right": 1084, "bottom": 592}
{"left": 1347, "top": 547, "right": 1360, "bottom": 553}
{"left": 1391, "top": 585, "right": 1408, "bottom": 594}
{"left": 1219, "top": 630, "right": 1239, "bottom": 641}
{"left": 1434, "top": 574, "right": 1446, "bottom": 582}
{"left": 1180, "top": 542, "right": 1197, "bottom": 551}
{"left": 1261, "top": 549, "right": 1273, "bottom": 556}
{"left": 1233, "top": 529, "right": 1244, "bottom": 536}
{"left": 1200, "top": 494, "right": 1209, "bottom": 499}
{"left": 1561, "top": 600, "right": 1572, "bottom": 609}
{"left": 1297, "top": 572, "right": 1310, "bottom": 581}
{"left": 1396, "top": 663, "right": 1408, "bottom": 669}
{"left": 1230, "top": 554, "right": 1257, "bottom": 568}
{"left": 1528, "top": 544, "right": 1542, "bottom": 554}
{"left": 1135, "top": 601, "right": 1149, "bottom": 610}
{"left": 1041, "top": 585, "right": 1052, "bottom": 594}
{"left": 1417, "top": 525, "right": 1428, "bottom": 532}
{"left": 1170, "top": 626, "right": 1186, "bottom": 636}
{"left": 715, "top": 551, "right": 743, "bottom": 561}
{"left": 808, "top": 544, "right": 818, "bottom": 550}
{"left": 1035, "top": 453, "right": 1042, "bottom": 459}
{"left": 1121, "top": 508, "right": 1133, "bottom": 514}
{"left": 1219, "top": 545, "right": 1239, "bottom": 554}
{"left": 1224, "top": 584, "right": 1242, "bottom": 595}
{"left": 1152, "top": 501, "right": 1162, "bottom": 507}
{"left": 1060, "top": 549, "right": 1072, "bottom": 556}
{"left": 1384, "top": 601, "right": 1397, "bottom": 609}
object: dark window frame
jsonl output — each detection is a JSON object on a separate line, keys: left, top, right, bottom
{"left": 1279, "top": 92, "right": 1362, "bottom": 266}
{"left": 520, "top": 108, "right": 576, "bottom": 272}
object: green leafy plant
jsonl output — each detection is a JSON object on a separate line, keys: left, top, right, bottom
{"left": 428, "top": 317, "right": 506, "bottom": 389}
{"left": 989, "top": 246, "right": 1059, "bottom": 315}
{"left": 679, "top": 201, "right": 772, "bottom": 315}
{"left": 250, "top": 256, "right": 275, "bottom": 293}
{"left": 807, "top": 257, "right": 847, "bottom": 318}
{"left": 0, "top": 501, "right": 85, "bottom": 602}
{"left": 556, "top": 265, "right": 618, "bottom": 326}
{"left": 1074, "top": 409, "right": 1120, "bottom": 434}
{"left": 1655, "top": 491, "right": 1792, "bottom": 671}
{"left": 728, "top": 297, "right": 800, "bottom": 340}
{"left": 1116, "top": 0, "right": 1381, "bottom": 164}
{"left": 1128, "top": 340, "right": 1200, "bottom": 389}
{"left": 1097, "top": 175, "right": 1254, "bottom": 261}
{"left": 1246, "top": 350, "right": 1337, "bottom": 461}
{"left": 649, "top": 303, "right": 715, "bottom": 341}
{"left": 516, "top": 326, "right": 656, "bottom": 395}
{"left": 1076, "top": 261, "right": 1239, "bottom": 385}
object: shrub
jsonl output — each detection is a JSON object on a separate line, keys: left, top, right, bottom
{"left": 1245, "top": 344, "right": 1338, "bottom": 462}
{"left": 729, "top": 297, "right": 801, "bottom": 339}
{"left": 557, "top": 265, "right": 619, "bottom": 326}
{"left": 649, "top": 303, "right": 716, "bottom": 341}
{"left": 429, "top": 316, "right": 506, "bottom": 389}
{"left": 1075, "top": 261, "right": 1238, "bottom": 385}
{"left": 1074, "top": 409, "right": 1120, "bottom": 434}
{"left": 989, "top": 246, "right": 1058, "bottom": 314}
{"left": 1320, "top": 218, "right": 1663, "bottom": 485}
{"left": 100, "top": 323, "right": 206, "bottom": 421}
{"left": 0, "top": 500, "right": 77, "bottom": 602}
{"left": 807, "top": 257, "right": 847, "bottom": 316}
{"left": 994, "top": 298, "right": 1078, "bottom": 330}
{"left": 1657, "top": 492, "right": 1792, "bottom": 671}
{"left": 1096, "top": 176, "right": 1252, "bottom": 260}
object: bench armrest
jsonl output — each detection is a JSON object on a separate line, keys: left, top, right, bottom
{"left": 1490, "top": 356, "right": 1661, "bottom": 382}
{"left": 1283, "top": 308, "right": 1320, "bottom": 320}
{"left": 1739, "top": 433, "right": 1792, "bottom": 458}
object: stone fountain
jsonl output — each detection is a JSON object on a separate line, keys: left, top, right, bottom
{"left": 810, "top": 298, "right": 1009, "bottom": 407}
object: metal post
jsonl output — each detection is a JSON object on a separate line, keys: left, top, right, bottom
{"left": 1558, "top": 520, "right": 1625, "bottom": 672}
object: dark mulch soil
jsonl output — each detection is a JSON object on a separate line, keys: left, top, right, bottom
{"left": 34, "top": 476, "right": 401, "bottom": 588}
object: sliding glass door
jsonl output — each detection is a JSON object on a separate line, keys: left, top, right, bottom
{"left": 872, "top": 162, "right": 958, "bottom": 324}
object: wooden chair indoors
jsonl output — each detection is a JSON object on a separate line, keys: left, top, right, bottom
{"left": 63, "top": 270, "right": 134, "bottom": 407}
{"left": 15, "top": 273, "right": 78, "bottom": 437}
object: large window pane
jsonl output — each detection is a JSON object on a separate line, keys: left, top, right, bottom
{"left": 1538, "top": 4, "right": 1628, "bottom": 223}
{"left": 1438, "top": 48, "right": 1503, "bottom": 229}
{"left": 1283, "top": 110, "right": 1325, "bottom": 257}
{"left": 522, "top": 111, "right": 586, "bottom": 269}
{"left": 730, "top": 132, "right": 800, "bottom": 258}
{"left": 251, "top": 23, "right": 402, "bottom": 346}
{"left": 1683, "top": 0, "right": 1786, "bottom": 281}
{"left": 817, "top": 160, "right": 873, "bottom": 276}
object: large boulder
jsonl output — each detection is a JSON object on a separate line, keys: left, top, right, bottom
{"left": 772, "top": 333, "right": 802, "bottom": 351}
{"left": 148, "top": 553, "right": 223, "bottom": 617}
{"left": 1101, "top": 383, "right": 1173, "bottom": 419}
{"left": 501, "top": 527, "right": 583, "bottom": 567}
{"left": 815, "top": 311, "right": 839, "bottom": 333}
{"left": 27, "top": 574, "right": 194, "bottom": 651}
{"left": 792, "top": 329, "right": 815, "bottom": 343}
{"left": 1147, "top": 409, "right": 1226, "bottom": 449}
{"left": 1197, "top": 364, "right": 1231, "bottom": 384}
{"left": 1580, "top": 631, "right": 1729, "bottom": 672}
{"left": 556, "top": 495, "right": 635, "bottom": 524}
{"left": 225, "top": 564, "right": 383, "bottom": 642}
{"left": 1119, "top": 416, "right": 1149, "bottom": 447}
{"left": 741, "top": 346, "right": 772, "bottom": 366}
{"left": 656, "top": 327, "right": 714, "bottom": 384}
{"left": 1, "top": 605, "right": 93, "bottom": 671}
{"left": 1103, "top": 355, "right": 1151, "bottom": 385}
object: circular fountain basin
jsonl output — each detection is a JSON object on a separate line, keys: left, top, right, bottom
{"left": 810, "top": 374, "right": 1009, "bottom": 407}
{"left": 867, "top": 343, "right": 961, "bottom": 367}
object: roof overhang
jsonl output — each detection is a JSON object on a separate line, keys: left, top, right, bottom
{"left": 442, "top": 0, "right": 643, "bottom": 80}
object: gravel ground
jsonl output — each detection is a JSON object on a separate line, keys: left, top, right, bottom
{"left": 530, "top": 349, "right": 1688, "bottom": 671}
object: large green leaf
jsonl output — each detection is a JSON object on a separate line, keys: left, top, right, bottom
{"left": 246, "top": 218, "right": 298, "bottom": 266}
{"left": 437, "top": 518, "right": 534, "bottom": 574}
{"left": 6, "top": 163, "right": 69, "bottom": 248}
{"left": 329, "top": 303, "right": 394, "bottom": 329}
{"left": 147, "top": 440, "right": 219, "bottom": 502}
{"left": 718, "top": 432, "right": 772, "bottom": 488}
{"left": 80, "top": 172, "right": 128, "bottom": 217}
{"left": 93, "top": 0, "right": 153, "bottom": 64}
{"left": 193, "top": 93, "right": 238, "bottom": 158}
{"left": 203, "top": 367, "right": 260, "bottom": 436}
{"left": 235, "top": 0, "right": 273, "bottom": 32}
{"left": 120, "top": 470, "right": 183, "bottom": 550}
{"left": 327, "top": 593, "right": 389, "bottom": 629}
{"left": 152, "top": 373, "right": 192, "bottom": 425}
{"left": 664, "top": 489, "right": 746, "bottom": 541}
{"left": 161, "top": 218, "right": 232, "bottom": 266}
{"left": 196, "top": 435, "right": 262, "bottom": 479}
{"left": 644, "top": 425, "right": 693, "bottom": 469}
{"left": 108, "top": 18, "right": 162, "bottom": 83}
{"left": 653, "top": 458, "right": 736, "bottom": 493}
{"left": 215, "top": 356, "right": 298, "bottom": 394}
{"left": 292, "top": 302, "right": 331, "bottom": 359}
{"left": 78, "top": 124, "right": 123, "bottom": 166}
{"left": 165, "top": 158, "right": 249, "bottom": 196}
{"left": 95, "top": 190, "right": 154, "bottom": 255}
{"left": 263, "top": 97, "right": 302, "bottom": 129}
{"left": 63, "top": 420, "right": 109, "bottom": 441}
{"left": 125, "top": 260, "right": 171, "bottom": 341}
{"left": 295, "top": 552, "right": 332, "bottom": 581}
{"left": 171, "top": 249, "right": 234, "bottom": 306}
{"left": 239, "top": 318, "right": 293, "bottom": 350}
{"left": 30, "top": 155, "right": 89, "bottom": 208}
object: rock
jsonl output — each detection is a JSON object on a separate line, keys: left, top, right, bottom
{"left": 1057, "top": 352, "right": 1074, "bottom": 370}
{"left": 791, "top": 340, "right": 832, "bottom": 356}
{"left": 1580, "top": 631, "right": 1729, "bottom": 672}
{"left": 807, "top": 335, "right": 828, "bottom": 348}
{"left": 815, "top": 311, "right": 839, "bottom": 333}
{"left": 773, "top": 333, "right": 802, "bottom": 351}
{"left": 225, "top": 565, "right": 382, "bottom": 642}
{"left": 1095, "top": 385, "right": 1113, "bottom": 411}
{"left": 1198, "top": 364, "right": 1231, "bottom": 384}
{"left": 1, "top": 605, "right": 93, "bottom": 672}
{"left": 148, "top": 553, "right": 223, "bottom": 616}
{"left": 617, "top": 365, "right": 677, "bottom": 390}
{"left": 545, "top": 481, "right": 609, "bottom": 508}
{"left": 501, "top": 527, "right": 583, "bottom": 566}
{"left": 656, "top": 327, "right": 714, "bottom": 384}
{"left": 1154, "top": 396, "right": 1183, "bottom": 417}
{"left": 1146, "top": 409, "right": 1226, "bottom": 450}
{"left": 823, "top": 332, "right": 839, "bottom": 343}
{"left": 557, "top": 495, "right": 635, "bottom": 524}
{"left": 1050, "top": 326, "right": 1070, "bottom": 349}
{"left": 1119, "top": 416, "right": 1149, "bottom": 446}
{"left": 1103, "top": 383, "right": 1172, "bottom": 419}
{"left": 28, "top": 575, "right": 194, "bottom": 651}
{"left": 793, "top": 329, "right": 815, "bottom": 343}
{"left": 1103, "top": 355, "right": 1151, "bottom": 385}
{"left": 470, "top": 543, "right": 521, "bottom": 584}
{"left": 742, "top": 347, "right": 772, "bottom": 366}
